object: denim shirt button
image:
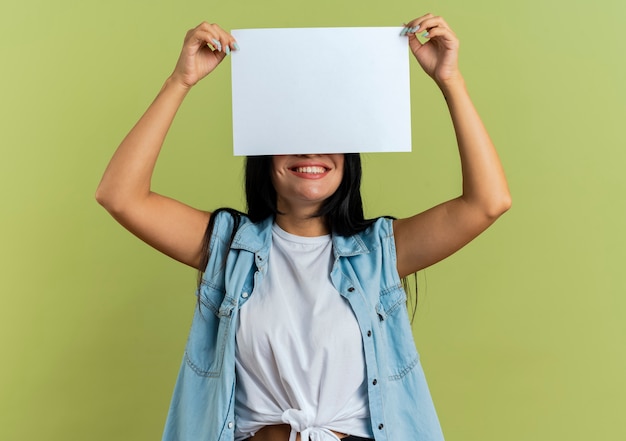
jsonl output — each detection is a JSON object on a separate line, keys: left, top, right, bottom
{"left": 242, "top": 292, "right": 249, "bottom": 299}
{"left": 378, "top": 423, "right": 384, "bottom": 430}
{"left": 347, "top": 287, "right": 355, "bottom": 292}
{"left": 372, "top": 378, "right": 378, "bottom": 385}
{"left": 367, "top": 330, "right": 372, "bottom": 337}
{"left": 228, "top": 421, "right": 233, "bottom": 429}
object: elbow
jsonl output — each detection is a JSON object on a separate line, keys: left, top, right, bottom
{"left": 95, "top": 184, "right": 125, "bottom": 216}
{"left": 94, "top": 186, "right": 106, "bottom": 208}
{"left": 95, "top": 193, "right": 118, "bottom": 216}
{"left": 502, "top": 192, "right": 512, "bottom": 213}
{"left": 485, "top": 192, "right": 512, "bottom": 220}
{"left": 94, "top": 183, "right": 111, "bottom": 210}
{"left": 95, "top": 176, "right": 148, "bottom": 218}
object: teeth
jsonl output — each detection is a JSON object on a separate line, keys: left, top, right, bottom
{"left": 294, "top": 166, "right": 326, "bottom": 174}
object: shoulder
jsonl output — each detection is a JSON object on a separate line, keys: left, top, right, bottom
{"left": 333, "top": 217, "right": 395, "bottom": 255}
{"left": 211, "top": 211, "right": 273, "bottom": 254}
{"left": 356, "top": 216, "right": 395, "bottom": 245}
{"left": 210, "top": 209, "right": 244, "bottom": 242}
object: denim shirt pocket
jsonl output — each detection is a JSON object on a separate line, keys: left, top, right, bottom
{"left": 184, "top": 281, "right": 235, "bottom": 377}
{"left": 375, "top": 284, "right": 420, "bottom": 380}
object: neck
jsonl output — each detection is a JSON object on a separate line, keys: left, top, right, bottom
{"left": 274, "top": 213, "right": 330, "bottom": 237}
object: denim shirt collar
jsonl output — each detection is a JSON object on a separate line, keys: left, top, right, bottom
{"left": 230, "top": 216, "right": 371, "bottom": 258}
{"left": 230, "top": 216, "right": 273, "bottom": 254}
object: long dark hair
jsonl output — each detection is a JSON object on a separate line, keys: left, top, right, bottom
{"left": 198, "top": 154, "right": 417, "bottom": 313}
{"left": 244, "top": 154, "right": 375, "bottom": 235}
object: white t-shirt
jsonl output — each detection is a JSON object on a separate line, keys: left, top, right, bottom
{"left": 234, "top": 223, "right": 371, "bottom": 441}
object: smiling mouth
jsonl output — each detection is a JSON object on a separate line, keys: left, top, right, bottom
{"left": 291, "top": 166, "right": 328, "bottom": 174}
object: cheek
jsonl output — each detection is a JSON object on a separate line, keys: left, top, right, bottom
{"left": 334, "top": 161, "right": 345, "bottom": 187}
{"left": 270, "top": 160, "right": 285, "bottom": 188}
{"left": 334, "top": 157, "right": 345, "bottom": 182}
{"left": 329, "top": 173, "right": 344, "bottom": 195}
{"left": 270, "top": 158, "right": 280, "bottom": 179}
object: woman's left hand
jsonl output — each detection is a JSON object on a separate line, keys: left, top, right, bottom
{"left": 402, "top": 14, "right": 461, "bottom": 87}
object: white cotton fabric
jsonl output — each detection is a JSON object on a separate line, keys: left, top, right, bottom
{"left": 234, "top": 224, "right": 371, "bottom": 441}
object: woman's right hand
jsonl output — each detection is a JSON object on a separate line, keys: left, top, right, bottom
{"left": 171, "top": 22, "right": 238, "bottom": 90}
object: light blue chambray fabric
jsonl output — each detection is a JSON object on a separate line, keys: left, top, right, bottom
{"left": 162, "top": 212, "right": 444, "bottom": 441}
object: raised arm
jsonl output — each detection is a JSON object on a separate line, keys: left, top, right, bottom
{"left": 95, "top": 23, "right": 237, "bottom": 269}
{"left": 394, "top": 14, "right": 512, "bottom": 278}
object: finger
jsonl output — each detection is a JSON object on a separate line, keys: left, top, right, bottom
{"left": 400, "top": 22, "right": 425, "bottom": 54}
{"left": 227, "top": 40, "right": 241, "bottom": 52}
{"left": 419, "top": 26, "right": 459, "bottom": 50}
{"left": 416, "top": 16, "right": 452, "bottom": 36}
{"left": 401, "top": 13, "right": 436, "bottom": 33}
{"left": 401, "top": 22, "right": 426, "bottom": 51}
{"left": 192, "top": 22, "right": 238, "bottom": 54}
{"left": 215, "top": 28, "right": 240, "bottom": 54}
{"left": 209, "top": 24, "right": 239, "bottom": 53}
{"left": 212, "top": 49, "right": 228, "bottom": 64}
{"left": 201, "top": 25, "right": 223, "bottom": 52}
{"left": 399, "top": 19, "right": 424, "bottom": 36}
{"left": 401, "top": 13, "right": 444, "bottom": 38}
{"left": 406, "top": 15, "right": 450, "bottom": 38}
{"left": 185, "top": 24, "right": 217, "bottom": 52}
{"left": 407, "top": 35, "right": 423, "bottom": 54}
{"left": 209, "top": 34, "right": 239, "bottom": 55}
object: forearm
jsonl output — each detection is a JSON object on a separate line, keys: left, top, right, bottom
{"left": 95, "top": 77, "right": 190, "bottom": 212}
{"left": 440, "top": 77, "right": 511, "bottom": 218}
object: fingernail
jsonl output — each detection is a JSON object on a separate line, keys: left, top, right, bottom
{"left": 211, "top": 38, "right": 222, "bottom": 51}
{"left": 225, "top": 46, "right": 231, "bottom": 55}
{"left": 233, "top": 42, "right": 240, "bottom": 51}
{"left": 399, "top": 27, "right": 408, "bottom": 36}
{"left": 413, "top": 25, "right": 421, "bottom": 32}
{"left": 422, "top": 31, "right": 429, "bottom": 38}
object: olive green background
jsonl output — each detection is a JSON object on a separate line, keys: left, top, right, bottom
{"left": 1, "top": 0, "right": 624, "bottom": 439}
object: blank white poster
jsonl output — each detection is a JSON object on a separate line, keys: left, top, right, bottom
{"left": 231, "top": 27, "right": 411, "bottom": 156}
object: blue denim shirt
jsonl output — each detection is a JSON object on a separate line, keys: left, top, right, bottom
{"left": 162, "top": 212, "right": 444, "bottom": 441}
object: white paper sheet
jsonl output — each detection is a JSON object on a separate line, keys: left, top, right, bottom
{"left": 230, "top": 27, "right": 411, "bottom": 156}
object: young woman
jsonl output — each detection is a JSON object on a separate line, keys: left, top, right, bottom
{"left": 96, "top": 14, "right": 511, "bottom": 441}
